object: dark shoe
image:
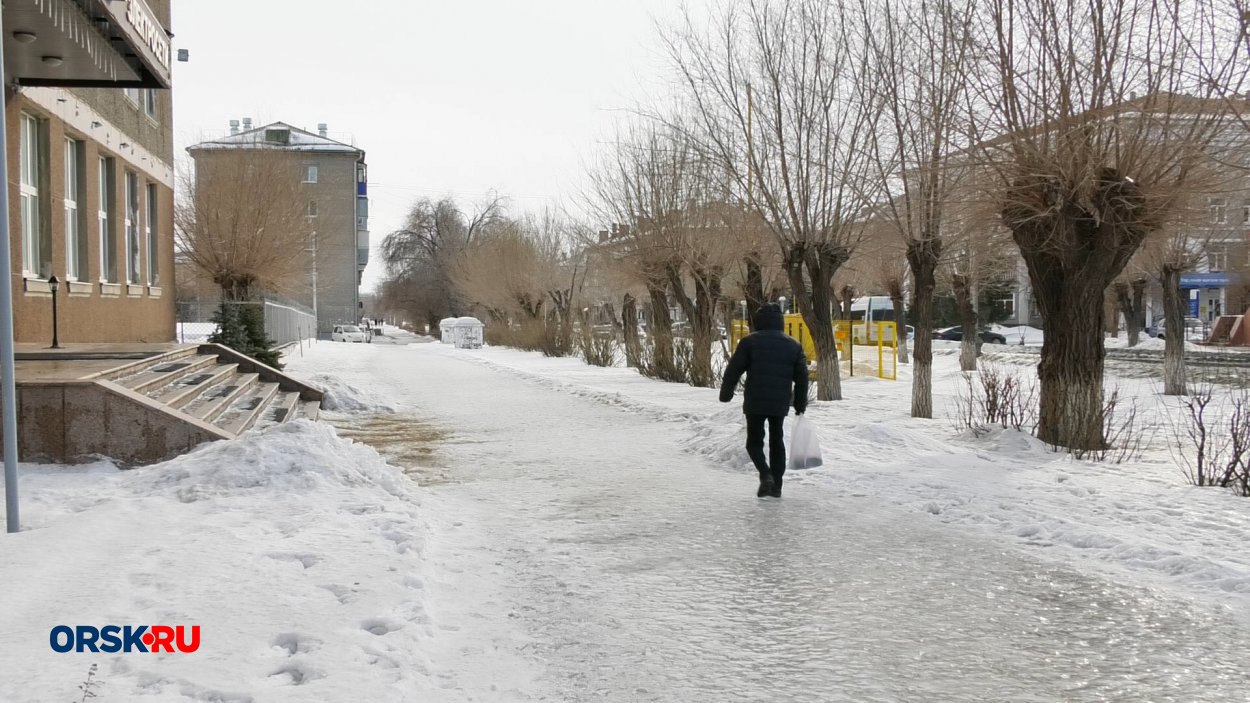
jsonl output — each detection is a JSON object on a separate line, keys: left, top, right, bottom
{"left": 757, "top": 473, "right": 775, "bottom": 497}
{"left": 769, "top": 476, "right": 782, "bottom": 498}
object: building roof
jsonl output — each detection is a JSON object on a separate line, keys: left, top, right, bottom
{"left": 187, "top": 121, "right": 363, "bottom": 156}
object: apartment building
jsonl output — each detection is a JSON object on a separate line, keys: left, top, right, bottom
{"left": 4, "top": 0, "right": 175, "bottom": 343}
{"left": 187, "top": 121, "right": 369, "bottom": 335}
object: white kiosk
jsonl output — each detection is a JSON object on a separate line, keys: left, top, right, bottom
{"left": 438, "top": 317, "right": 457, "bottom": 344}
{"left": 452, "top": 317, "right": 485, "bottom": 349}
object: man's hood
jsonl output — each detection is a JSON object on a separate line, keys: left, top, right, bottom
{"left": 753, "top": 303, "right": 784, "bottom": 331}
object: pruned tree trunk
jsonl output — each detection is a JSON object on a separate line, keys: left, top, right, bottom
{"left": 888, "top": 278, "right": 909, "bottom": 364}
{"left": 953, "top": 273, "right": 978, "bottom": 372}
{"left": 647, "top": 282, "right": 679, "bottom": 381}
{"left": 1035, "top": 279, "right": 1108, "bottom": 449}
{"left": 1115, "top": 279, "right": 1147, "bottom": 347}
{"left": 786, "top": 243, "right": 846, "bottom": 401}
{"left": 1161, "top": 266, "right": 1187, "bottom": 395}
{"left": 906, "top": 239, "right": 941, "bottom": 418}
{"left": 743, "top": 253, "right": 768, "bottom": 332}
{"left": 1105, "top": 289, "right": 1120, "bottom": 338}
{"left": 668, "top": 264, "right": 724, "bottom": 388}
{"left": 622, "top": 293, "right": 642, "bottom": 368}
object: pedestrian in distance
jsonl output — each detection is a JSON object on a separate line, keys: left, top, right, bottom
{"left": 719, "top": 303, "right": 809, "bottom": 498}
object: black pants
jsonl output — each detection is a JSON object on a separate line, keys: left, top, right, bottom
{"left": 746, "top": 414, "right": 786, "bottom": 481}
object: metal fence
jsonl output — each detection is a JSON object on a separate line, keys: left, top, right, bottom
{"left": 176, "top": 298, "right": 316, "bottom": 347}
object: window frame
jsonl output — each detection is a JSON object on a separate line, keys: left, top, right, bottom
{"left": 98, "top": 157, "right": 117, "bottom": 284}
{"left": 303, "top": 164, "right": 318, "bottom": 183}
{"left": 146, "top": 182, "right": 159, "bottom": 286}
{"left": 124, "top": 170, "right": 141, "bottom": 284}
{"left": 19, "top": 113, "right": 41, "bottom": 277}
{"left": 64, "top": 138, "right": 86, "bottom": 281}
{"left": 307, "top": 200, "right": 318, "bottom": 217}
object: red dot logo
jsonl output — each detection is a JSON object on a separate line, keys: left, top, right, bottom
{"left": 141, "top": 632, "right": 155, "bottom": 647}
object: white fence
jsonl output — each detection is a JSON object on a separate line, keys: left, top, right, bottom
{"left": 177, "top": 299, "right": 317, "bottom": 347}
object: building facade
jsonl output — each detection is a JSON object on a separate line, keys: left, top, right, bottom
{"left": 4, "top": 0, "right": 175, "bottom": 343}
{"left": 187, "top": 122, "right": 368, "bottom": 335}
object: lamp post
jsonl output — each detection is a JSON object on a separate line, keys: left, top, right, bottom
{"left": 779, "top": 296, "right": 787, "bottom": 314}
{"left": 48, "top": 275, "right": 61, "bottom": 349}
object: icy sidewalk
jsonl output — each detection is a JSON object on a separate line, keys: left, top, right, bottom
{"left": 305, "top": 342, "right": 1250, "bottom": 701}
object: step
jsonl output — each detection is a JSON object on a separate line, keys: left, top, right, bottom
{"left": 148, "top": 363, "right": 240, "bottom": 410}
{"left": 296, "top": 400, "right": 321, "bottom": 422}
{"left": 117, "top": 354, "right": 221, "bottom": 394}
{"left": 214, "top": 382, "right": 281, "bottom": 436}
{"left": 251, "top": 391, "right": 302, "bottom": 431}
{"left": 182, "top": 373, "right": 259, "bottom": 424}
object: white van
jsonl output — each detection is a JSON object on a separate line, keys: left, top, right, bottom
{"left": 847, "top": 296, "right": 900, "bottom": 344}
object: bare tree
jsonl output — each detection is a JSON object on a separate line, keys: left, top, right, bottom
{"left": 859, "top": 0, "right": 977, "bottom": 415}
{"left": 970, "top": 0, "right": 1241, "bottom": 449}
{"left": 380, "top": 195, "right": 504, "bottom": 334}
{"left": 585, "top": 120, "right": 730, "bottom": 383}
{"left": 175, "top": 149, "right": 311, "bottom": 301}
{"left": 665, "top": 0, "right": 880, "bottom": 400}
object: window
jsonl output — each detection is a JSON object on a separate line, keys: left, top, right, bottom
{"left": 1243, "top": 202, "right": 1250, "bottom": 225}
{"left": 307, "top": 200, "right": 318, "bottom": 217}
{"left": 303, "top": 164, "right": 318, "bottom": 183}
{"left": 143, "top": 89, "right": 157, "bottom": 119}
{"left": 999, "top": 297, "right": 1016, "bottom": 318}
{"left": 146, "top": 183, "right": 159, "bottom": 286}
{"left": 64, "top": 139, "right": 87, "bottom": 281}
{"left": 1210, "top": 197, "right": 1227, "bottom": 224}
{"left": 1209, "top": 247, "right": 1228, "bottom": 272}
{"left": 99, "top": 157, "right": 117, "bottom": 283}
{"left": 19, "top": 113, "right": 41, "bottom": 276}
{"left": 123, "top": 88, "right": 141, "bottom": 104}
{"left": 124, "top": 171, "right": 140, "bottom": 283}
{"left": 265, "top": 128, "right": 290, "bottom": 145}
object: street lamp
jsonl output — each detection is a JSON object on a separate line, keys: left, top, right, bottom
{"left": 778, "top": 296, "right": 787, "bottom": 314}
{"left": 48, "top": 275, "right": 60, "bottom": 349}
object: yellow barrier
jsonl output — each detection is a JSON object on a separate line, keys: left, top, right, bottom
{"left": 729, "top": 315, "right": 896, "bottom": 380}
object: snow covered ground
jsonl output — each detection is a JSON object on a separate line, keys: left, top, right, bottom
{"left": 2, "top": 327, "right": 1249, "bottom": 701}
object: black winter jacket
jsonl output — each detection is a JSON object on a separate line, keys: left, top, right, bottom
{"left": 719, "top": 304, "right": 809, "bottom": 417}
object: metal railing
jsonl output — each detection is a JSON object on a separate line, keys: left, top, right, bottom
{"left": 176, "top": 298, "right": 317, "bottom": 347}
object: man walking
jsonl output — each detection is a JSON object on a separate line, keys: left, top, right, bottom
{"left": 719, "top": 303, "right": 809, "bottom": 498}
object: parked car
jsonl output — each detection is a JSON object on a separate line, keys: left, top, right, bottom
{"left": 1152, "top": 317, "right": 1204, "bottom": 341}
{"left": 332, "top": 324, "right": 367, "bottom": 343}
{"left": 935, "top": 327, "right": 1007, "bottom": 344}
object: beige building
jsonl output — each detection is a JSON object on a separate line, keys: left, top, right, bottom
{"left": 187, "top": 121, "right": 369, "bottom": 335}
{"left": 4, "top": 0, "right": 175, "bottom": 344}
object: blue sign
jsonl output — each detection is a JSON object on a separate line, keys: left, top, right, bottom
{"left": 1180, "top": 273, "right": 1236, "bottom": 288}
{"left": 1190, "top": 297, "right": 1201, "bottom": 317}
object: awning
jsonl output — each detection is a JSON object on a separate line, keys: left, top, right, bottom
{"left": 3, "top": 0, "right": 171, "bottom": 89}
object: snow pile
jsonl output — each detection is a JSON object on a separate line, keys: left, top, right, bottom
{"left": 132, "top": 420, "right": 414, "bottom": 503}
{"left": 302, "top": 372, "right": 397, "bottom": 414}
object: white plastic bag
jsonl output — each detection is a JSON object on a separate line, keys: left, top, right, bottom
{"left": 788, "top": 415, "right": 823, "bottom": 469}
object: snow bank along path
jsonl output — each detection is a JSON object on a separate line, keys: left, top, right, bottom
{"left": 296, "top": 342, "right": 1249, "bottom": 701}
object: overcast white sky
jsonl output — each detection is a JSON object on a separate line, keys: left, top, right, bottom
{"left": 171, "top": 0, "right": 691, "bottom": 294}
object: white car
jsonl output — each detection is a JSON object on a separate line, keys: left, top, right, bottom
{"left": 332, "top": 324, "right": 367, "bottom": 343}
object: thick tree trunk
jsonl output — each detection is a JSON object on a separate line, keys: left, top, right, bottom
{"left": 622, "top": 293, "right": 642, "bottom": 369}
{"left": 668, "top": 264, "right": 723, "bottom": 388}
{"left": 742, "top": 253, "right": 768, "bottom": 332}
{"left": 906, "top": 239, "right": 941, "bottom": 418}
{"left": 1161, "top": 266, "right": 1187, "bottom": 395}
{"left": 1130, "top": 279, "right": 1146, "bottom": 347}
{"left": 1115, "top": 280, "right": 1146, "bottom": 347}
{"left": 890, "top": 285, "right": 909, "bottom": 365}
{"left": 1105, "top": 289, "right": 1120, "bottom": 338}
{"left": 786, "top": 242, "right": 846, "bottom": 401}
{"left": 647, "top": 283, "right": 679, "bottom": 381}
{"left": 1036, "top": 281, "right": 1108, "bottom": 449}
{"left": 953, "top": 274, "right": 978, "bottom": 371}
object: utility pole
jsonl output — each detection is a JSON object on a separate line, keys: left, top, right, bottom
{"left": 1, "top": 10, "right": 22, "bottom": 533}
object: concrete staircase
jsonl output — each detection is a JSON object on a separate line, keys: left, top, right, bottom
{"left": 16, "top": 343, "right": 323, "bottom": 466}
